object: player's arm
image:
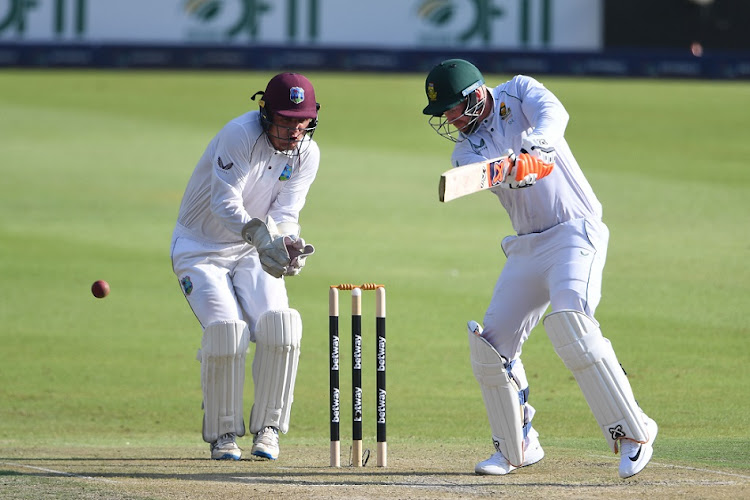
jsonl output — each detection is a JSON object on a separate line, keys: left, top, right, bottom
{"left": 209, "top": 123, "right": 255, "bottom": 235}
{"left": 274, "top": 142, "right": 320, "bottom": 275}
{"left": 516, "top": 76, "right": 568, "bottom": 165}
{"left": 255, "top": 142, "right": 321, "bottom": 276}
{"left": 268, "top": 141, "right": 320, "bottom": 226}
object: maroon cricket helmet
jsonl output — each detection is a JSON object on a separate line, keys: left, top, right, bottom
{"left": 261, "top": 72, "right": 318, "bottom": 119}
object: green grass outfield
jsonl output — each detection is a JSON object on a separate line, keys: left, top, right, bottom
{"left": 0, "top": 70, "right": 748, "bottom": 496}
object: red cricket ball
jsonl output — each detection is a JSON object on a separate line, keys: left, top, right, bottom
{"left": 91, "top": 280, "right": 110, "bottom": 298}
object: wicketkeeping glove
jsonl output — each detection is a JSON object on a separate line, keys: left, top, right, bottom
{"left": 284, "top": 236, "right": 315, "bottom": 276}
{"left": 241, "top": 215, "right": 290, "bottom": 278}
{"left": 521, "top": 136, "right": 556, "bottom": 165}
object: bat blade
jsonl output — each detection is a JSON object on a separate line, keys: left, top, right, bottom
{"left": 438, "top": 155, "right": 511, "bottom": 202}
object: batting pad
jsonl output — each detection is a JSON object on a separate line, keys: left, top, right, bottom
{"left": 249, "top": 309, "right": 302, "bottom": 435}
{"left": 200, "top": 320, "right": 250, "bottom": 443}
{"left": 468, "top": 323, "right": 525, "bottom": 467}
{"left": 544, "top": 310, "right": 648, "bottom": 453}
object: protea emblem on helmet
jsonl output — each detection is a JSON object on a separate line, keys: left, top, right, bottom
{"left": 289, "top": 86, "right": 305, "bottom": 104}
{"left": 427, "top": 83, "right": 438, "bottom": 102}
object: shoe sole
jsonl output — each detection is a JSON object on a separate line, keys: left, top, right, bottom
{"left": 251, "top": 450, "right": 278, "bottom": 460}
{"left": 212, "top": 453, "right": 241, "bottom": 461}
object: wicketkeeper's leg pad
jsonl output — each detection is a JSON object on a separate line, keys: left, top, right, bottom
{"left": 199, "top": 320, "right": 250, "bottom": 443}
{"left": 543, "top": 310, "right": 648, "bottom": 452}
{"left": 249, "top": 309, "right": 302, "bottom": 435}
{"left": 468, "top": 321, "right": 526, "bottom": 467}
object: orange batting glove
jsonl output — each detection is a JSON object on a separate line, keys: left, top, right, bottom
{"left": 505, "top": 153, "right": 554, "bottom": 188}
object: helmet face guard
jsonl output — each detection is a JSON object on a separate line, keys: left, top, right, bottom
{"left": 266, "top": 115, "right": 318, "bottom": 143}
{"left": 268, "top": 119, "right": 317, "bottom": 155}
{"left": 423, "top": 59, "right": 486, "bottom": 142}
{"left": 253, "top": 94, "right": 319, "bottom": 154}
{"left": 428, "top": 90, "right": 486, "bottom": 143}
{"left": 251, "top": 72, "right": 320, "bottom": 155}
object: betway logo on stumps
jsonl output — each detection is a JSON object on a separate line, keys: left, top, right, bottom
{"left": 330, "top": 335, "right": 339, "bottom": 371}
{"left": 331, "top": 388, "right": 340, "bottom": 423}
{"left": 353, "top": 388, "right": 362, "bottom": 422}
{"left": 353, "top": 334, "right": 362, "bottom": 369}
{"left": 377, "top": 336, "right": 386, "bottom": 371}
{"left": 377, "top": 388, "right": 386, "bottom": 425}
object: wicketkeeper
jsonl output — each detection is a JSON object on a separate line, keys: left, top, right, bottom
{"left": 171, "top": 73, "right": 319, "bottom": 460}
{"left": 423, "top": 59, "right": 657, "bottom": 478}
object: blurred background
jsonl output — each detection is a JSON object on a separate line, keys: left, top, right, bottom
{"left": 1, "top": 0, "right": 749, "bottom": 78}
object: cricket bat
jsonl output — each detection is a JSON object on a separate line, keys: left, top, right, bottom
{"left": 438, "top": 154, "right": 514, "bottom": 202}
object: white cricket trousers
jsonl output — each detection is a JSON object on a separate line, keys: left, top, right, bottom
{"left": 170, "top": 226, "right": 289, "bottom": 339}
{"left": 481, "top": 217, "right": 609, "bottom": 360}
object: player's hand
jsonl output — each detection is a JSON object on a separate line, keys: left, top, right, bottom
{"left": 242, "top": 216, "right": 290, "bottom": 278}
{"left": 284, "top": 236, "right": 315, "bottom": 276}
{"left": 501, "top": 153, "right": 555, "bottom": 189}
{"left": 521, "top": 136, "right": 555, "bottom": 165}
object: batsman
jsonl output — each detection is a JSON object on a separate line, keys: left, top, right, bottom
{"left": 171, "top": 73, "right": 319, "bottom": 461}
{"left": 422, "top": 59, "right": 657, "bottom": 478}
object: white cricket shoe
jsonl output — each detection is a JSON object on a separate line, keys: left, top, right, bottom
{"left": 210, "top": 433, "right": 241, "bottom": 460}
{"left": 251, "top": 426, "right": 279, "bottom": 460}
{"left": 475, "top": 432, "right": 544, "bottom": 475}
{"left": 619, "top": 417, "right": 658, "bottom": 478}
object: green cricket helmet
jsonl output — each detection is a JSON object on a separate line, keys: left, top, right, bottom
{"left": 423, "top": 59, "right": 487, "bottom": 142}
{"left": 423, "top": 59, "right": 485, "bottom": 116}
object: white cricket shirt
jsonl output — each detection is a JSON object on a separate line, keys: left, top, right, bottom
{"left": 451, "top": 75, "right": 602, "bottom": 235}
{"left": 175, "top": 110, "right": 320, "bottom": 244}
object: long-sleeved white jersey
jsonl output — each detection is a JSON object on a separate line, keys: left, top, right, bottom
{"left": 451, "top": 75, "right": 601, "bottom": 236}
{"left": 174, "top": 110, "right": 320, "bottom": 244}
